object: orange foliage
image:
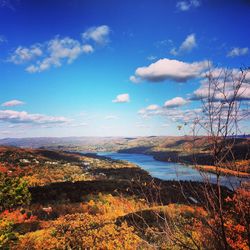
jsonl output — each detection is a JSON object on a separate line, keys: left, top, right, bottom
{"left": 0, "top": 210, "right": 37, "bottom": 224}
{"left": 224, "top": 188, "right": 250, "bottom": 249}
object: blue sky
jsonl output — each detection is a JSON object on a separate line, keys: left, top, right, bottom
{"left": 0, "top": 0, "right": 249, "bottom": 138}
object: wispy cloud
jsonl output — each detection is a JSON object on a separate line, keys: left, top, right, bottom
{"left": 1, "top": 99, "right": 25, "bottom": 107}
{"left": 8, "top": 25, "right": 108, "bottom": 73}
{"left": 145, "top": 104, "right": 160, "bottom": 111}
{"left": 25, "top": 37, "right": 90, "bottom": 73}
{"left": 154, "top": 39, "right": 173, "bottom": 48}
{"left": 227, "top": 47, "right": 249, "bottom": 57}
{"left": 82, "top": 25, "right": 110, "bottom": 45}
{"left": 129, "top": 75, "right": 141, "bottom": 83}
{"left": 176, "top": 0, "right": 201, "bottom": 11}
{"left": 190, "top": 68, "right": 250, "bottom": 101}
{"left": 138, "top": 104, "right": 201, "bottom": 124}
{"left": 82, "top": 44, "right": 94, "bottom": 53}
{"left": 170, "top": 33, "right": 197, "bottom": 55}
{"left": 66, "top": 122, "right": 88, "bottom": 127}
{"left": 164, "top": 97, "right": 189, "bottom": 108}
{"left": 192, "top": 80, "right": 250, "bottom": 101}
{"left": 112, "top": 93, "right": 130, "bottom": 103}
{"left": 147, "top": 55, "right": 157, "bottom": 61}
{"left": 9, "top": 45, "right": 42, "bottom": 64}
{"left": 0, "top": 110, "right": 70, "bottom": 124}
{"left": 104, "top": 115, "right": 119, "bottom": 120}
{"left": 130, "top": 58, "right": 210, "bottom": 83}
{"left": 0, "top": 0, "right": 16, "bottom": 11}
{"left": 0, "top": 35, "right": 7, "bottom": 44}
{"left": 135, "top": 123, "right": 150, "bottom": 128}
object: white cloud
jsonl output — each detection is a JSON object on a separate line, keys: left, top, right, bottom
{"left": 25, "top": 65, "right": 38, "bottom": 73}
{"left": 27, "top": 37, "right": 82, "bottom": 73}
{"left": 112, "top": 93, "right": 130, "bottom": 103}
{"left": 82, "top": 25, "right": 110, "bottom": 45}
{"left": 66, "top": 122, "right": 88, "bottom": 127}
{"left": 170, "top": 33, "right": 196, "bottom": 55}
{"left": 138, "top": 105, "right": 163, "bottom": 117}
{"left": 138, "top": 104, "right": 201, "bottom": 124}
{"left": 193, "top": 68, "right": 250, "bottom": 101}
{"left": 164, "top": 97, "right": 189, "bottom": 108}
{"left": 192, "top": 81, "right": 250, "bottom": 101}
{"left": 25, "top": 38, "right": 93, "bottom": 73}
{"left": 227, "top": 47, "right": 249, "bottom": 57}
{"left": 179, "top": 33, "right": 196, "bottom": 52}
{"left": 176, "top": 0, "right": 201, "bottom": 11}
{"left": 82, "top": 44, "right": 94, "bottom": 53}
{"left": 176, "top": 1, "right": 190, "bottom": 11}
{"left": 0, "top": 110, "right": 70, "bottom": 124}
{"left": 9, "top": 45, "right": 42, "bottom": 64}
{"left": 9, "top": 25, "right": 109, "bottom": 73}
{"left": 145, "top": 104, "right": 160, "bottom": 111}
{"left": 129, "top": 75, "right": 141, "bottom": 84}
{"left": 130, "top": 58, "right": 209, "bottom": 83}
{"left": 201, "top": 68, "right": 250, "bottom": 83}
{"left": 1, "top": 99, "right": 25, "bottom": 107}
{"left": 48, "top": 37, "right": 82, "bottom": 63}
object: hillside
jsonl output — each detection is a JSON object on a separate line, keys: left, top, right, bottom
{"left": 1, "top": 136, "right": 249, "bottom": 174}
{"left": 0, "top": 145, "right": 236, "bottom": 249}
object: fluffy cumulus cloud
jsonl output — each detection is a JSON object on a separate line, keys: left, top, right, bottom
{"left": 227, "top": 47, "right": 249, "bottom": 57}
{"left": 1, "top": 99, "right": 25, "bottom": 107}
{"left": 112, "top": 93, "right": 130, "bottom": 103}
{"left": 164, "top": 97, "right": 189, "bottom": 108}
{"left": 176, "top": 0, "right": 201, "bottom": 11}
{"left": 9, "top": 25, "right": 109, "bottom": 73}
{"left": 170, "top": 33, "right": 197, "bottom": 55}
{"left": 82, "top": 25, "right": 110, "bottom": 45}
{"left": 130, "top": 58, "right": 209, "bottom": 83}
{"left": 0, "top": 110, "right": 70, "bottom": 124}
{"left": 137, "top": 66, "right": 250, "bottom": 126}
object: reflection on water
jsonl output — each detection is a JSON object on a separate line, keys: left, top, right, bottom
{"left": 97, "top": 152, "right": 248, "bottom": 190}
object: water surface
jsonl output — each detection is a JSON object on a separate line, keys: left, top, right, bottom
{"left": 97, "top": 152, "right": 247, "bottom": 190}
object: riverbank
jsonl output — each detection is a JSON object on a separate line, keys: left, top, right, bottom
{"left": 195, "top": 164, "right": 250, "bottom": 178}
{"left": 117, "top": 148, "right": 250, "bottom": 178}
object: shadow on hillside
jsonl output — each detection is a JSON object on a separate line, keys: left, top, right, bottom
{"left": 36, "top": 149, "right": 81, "bottom": 162}
{"left": 29, "top": 168, "right": 232, "bottom": 206}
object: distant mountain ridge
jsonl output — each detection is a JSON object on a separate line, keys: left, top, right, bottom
{"left": 0, "top": 134, "right": 250, "bottom": 149}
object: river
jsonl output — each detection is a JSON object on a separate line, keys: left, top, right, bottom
{"left": 97, "top": 152, "right": 247, "bottom": 190}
